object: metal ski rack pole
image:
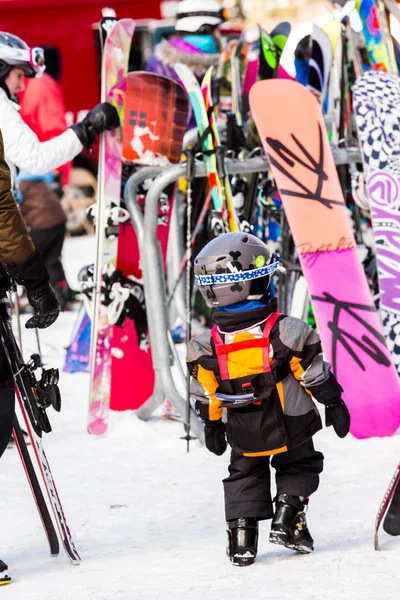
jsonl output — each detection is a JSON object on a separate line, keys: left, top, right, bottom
{"left": 123, "top": 166, "right": 204, "bottom": 443}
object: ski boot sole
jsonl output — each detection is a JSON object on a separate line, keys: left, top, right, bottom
{"left": 230, "top": 552, "right": 256, "bottom": 567}
{"left": 269, "top": 531, "right": 313, "bottom": 554}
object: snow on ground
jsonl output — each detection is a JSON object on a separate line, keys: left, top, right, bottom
{"left": 0, "top": 236, "right": 399, "bottom": 600}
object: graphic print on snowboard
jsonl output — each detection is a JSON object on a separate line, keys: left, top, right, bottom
{"left": 111, "top": 72, "right": 189, "bottom": 412}
{"left": 249, "top": 79, "right": 400, "bottom": 439}
{"left": 353, "top": 71, "right": 400, "bottom": 373}
{"left": 122, "top": 72, "right": 189, "bottom": 165}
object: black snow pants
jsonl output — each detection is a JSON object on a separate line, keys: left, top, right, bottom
{"left": 223, "top": 439, "right": 324, "bottom": 521}
{"left": 0, "top": 341, "right": 15, "bottom": 459}
{"left": 30, "top": 223, "right": 67, "bottom": 288}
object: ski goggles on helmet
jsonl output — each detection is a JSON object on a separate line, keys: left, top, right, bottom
{"left": 176, "top": 7, "right": 228, "bottom": 34}
{"left": 28, "top": 47, "right": 46, "bottom": 76}
{"left": 177, "top": 8, "right": 228, "bottom": 21}
{"left": 195, "top": 253, "right": 280, "bottom": 286}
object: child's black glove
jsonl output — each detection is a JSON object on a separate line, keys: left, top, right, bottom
{"left": 325, "top": 398, "right": 350, "bottom": 438}
{"left": 204, "top": 420, "right": 227, "bottom": 456}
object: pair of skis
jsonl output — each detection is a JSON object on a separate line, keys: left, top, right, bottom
{"left": 0, "top": 278, "right": 80, "bottom": 575}
{"left": 175, "top": 63, "right": 240, "bottom": 236}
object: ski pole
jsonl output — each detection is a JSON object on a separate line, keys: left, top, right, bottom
{"left": 182, "top": 148, "right": 196, "bottom": 452}
{"left": 167, "top": 188, "right": 213, "bottom": 308}
{"left": 12, "top": 290, "right": 23, "bottom": 355}
{"left": 35, "top": 328, "right": 43, "bottom": 367}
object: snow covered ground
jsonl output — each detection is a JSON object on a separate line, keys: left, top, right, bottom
{"left": 0, "top": 236, "right": 399, "bottom": 600}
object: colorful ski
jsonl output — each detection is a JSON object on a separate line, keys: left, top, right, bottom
{"left": 375, "top": 461, "right": 400, "bottom": 549}
{"left": 279, "top": 22, "right": 313, "bottom": 80}
{"left": 270, "top": 21, "right": 291, "bottom": 64}
{"left": 63, "top": 305, "right": 91, "bottom": 373}
{"left": 175, "top": 62, "right": 226, "bottom": 234}
{"left": 250, "top": 79, "right": 400, "bottom": 438}
{"left": 201, "top": 67, "right": 239, "bottom": 232}
{"left": 110, "top": 71, "right": 189, "bottom": 411}
{"left": 322, "top": 18, "right": 343, "bottom": 142}
{"left": 258, "top": 25, "right": 278, "bottom": 80}
{"left": 88, "top": 18, "right": 134, "bottom": 435}
{"left": 353, "top": 71, "right": 400, "bottom": 373}
{"left": 356, "top": 0, "right": 397, "bottom": 72}
{"left": 243, "top": 22, "right": 290, "bottom": 96}
{"left": 307, "top": 25, "right": 332, "bottom": 104}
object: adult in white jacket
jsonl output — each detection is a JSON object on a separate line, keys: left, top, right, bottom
{"left": 0, "top": 32, "right": 118, "bottom": 327}
{"left": 0, "top": 32, "right": 119, "bottom": 184}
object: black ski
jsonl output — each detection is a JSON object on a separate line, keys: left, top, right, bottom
{"left": 383, "top": 477, "right": 400, "bottom": 536}
{"left": 375, "top": 461, "right": 400, "bottom": 549}
{"left": 13, "top": 416, "right": 59, "bottom": 556}
{"left": 0, "top": 284, "right": 81, "bottom": 564}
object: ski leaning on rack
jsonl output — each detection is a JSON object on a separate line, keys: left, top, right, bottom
{"left": 375, "top": 461, "right": 400, "bottom": 549}
{"left": 249, "top": 79, "right": 400, "bottom": 439}
{"left": 201, "top": 66, "right": 239, "bottom": 232}
{"left": 355, "top": 0, "right": 398, "bottom": 72}
{"left": 88, "top": 18, "right": 134, "bottom": 435}
{"left": 175, "top": 63, "right": 226, "bottom": 237}
{"left": 0, "top": 279, "right": 80, "bottom": 564}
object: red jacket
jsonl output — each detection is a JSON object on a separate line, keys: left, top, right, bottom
{"left": 19, "top": 73, "right": 72, "bottom": 185}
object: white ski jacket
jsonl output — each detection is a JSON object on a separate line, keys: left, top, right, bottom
{"left": 0, "top": 87, "right": 83, "bottom": 186}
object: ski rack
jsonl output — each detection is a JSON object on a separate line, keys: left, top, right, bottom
{"left": 123, "top": 166, "right": 205, "bottom": 442}
{"left": 124, "top": 146, "right": 363, "bottom": 430}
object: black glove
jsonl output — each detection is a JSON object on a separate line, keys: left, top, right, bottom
{"left": 325, "top": 398, "right": 351, "bottom": 438}
{"left": 70, "top": 102, "right": 120, "bottom": 149}
{"left": 6, "top": 251, "right": 59, "bottom": 329}
{"left": 204, "top": 420, "right": 227, "bottom": 456}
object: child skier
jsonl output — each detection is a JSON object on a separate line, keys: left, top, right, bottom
{"left": 187, "top": 232, "right": 350, "bottom": 566}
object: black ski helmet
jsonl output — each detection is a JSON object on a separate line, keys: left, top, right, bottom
{"left": 0, "top": 32, "right": 45, "bottom": 80}
{"left": 194, "top": 232, "right": 279, "bottom": 307}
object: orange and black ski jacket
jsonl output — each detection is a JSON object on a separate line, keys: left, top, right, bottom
{"left": 187, "top": 300, "right": 343, "bottom": 457}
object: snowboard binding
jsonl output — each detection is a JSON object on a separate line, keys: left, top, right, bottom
{"left": 226, "top": 518, "right": 258, "bottom": 567}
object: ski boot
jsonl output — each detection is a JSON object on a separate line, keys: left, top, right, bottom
{"left": 0, "top": 560, "right": 11, "bottom": 586}
{"left": 226, "top": 518, "right": 258, "bottom": 567}
{"left": 270, "top": 494, "right": 314, "bottom": 553}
